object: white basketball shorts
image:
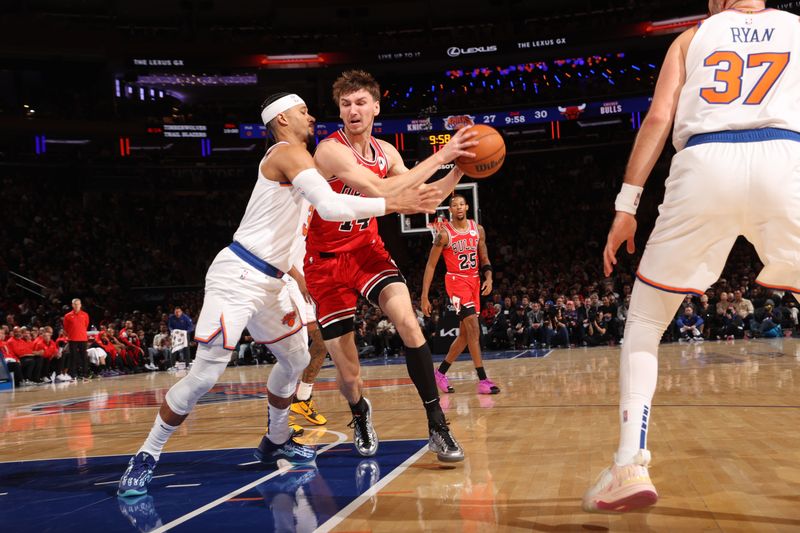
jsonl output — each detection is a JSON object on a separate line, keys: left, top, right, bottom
{"left": 194, "top": 247, "right": 308, "bottom": 360}
{"left": 637, "top": 135, "right": 800, "bottom": 296}
{"left": 283, "top": 275, "right": 317, "bottom": 325}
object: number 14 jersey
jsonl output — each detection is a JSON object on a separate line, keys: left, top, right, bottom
{"left": 306, "top": 129, "right": 389, "bottom": 254}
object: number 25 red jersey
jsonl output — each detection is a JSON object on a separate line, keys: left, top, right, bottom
{"left": 306, "top": 129, "right": 389, "bottom": 254}
{"left": 442, "top": 219, "right": 479, "bottom": 277}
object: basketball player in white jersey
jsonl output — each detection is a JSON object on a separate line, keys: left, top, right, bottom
{"left": 118, "top": 93, "right": 448, "bottom": 497}
{"left": 583, "top": 0, "right": 800, "bottom": 512}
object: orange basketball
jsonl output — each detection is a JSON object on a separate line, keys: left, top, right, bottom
{"left": 455, "top": 124, "right": 505, "bottom": 179}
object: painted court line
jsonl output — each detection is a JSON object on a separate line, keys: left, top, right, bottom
{"left": 151, "top": 430, "right": 347, "bottom": 533}
{"left": 314, "top": 443, "right": 429, "bottom": 533}
{"left": 94, "top": 473, "right": 174, "bottom": 486}
{"left": 166, "top": 484, "right": 201, "bottom": 489}
{"left": 512, "top": 349, "right": 552, "bottom": 359}
{"left": 0, "top": 492, "right": 7, "bottom": 496}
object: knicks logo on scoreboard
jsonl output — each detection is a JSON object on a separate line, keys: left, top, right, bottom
{"left": 443, "top": 114, "right": 475, "bottom": 131}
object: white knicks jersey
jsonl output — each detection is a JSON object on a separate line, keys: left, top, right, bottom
{"left": 283, "top": 199, "right": 313, "bottom": 280}
{"left": 673, "top": 8, "right": 800, "bottom": 151}
{"left": 232, "top": 142, "right": 305, "bottom": 273}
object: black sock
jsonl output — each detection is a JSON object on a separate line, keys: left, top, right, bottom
{"left": 349, "top": 396, "right": 368, "bottom": 416}
{"left": 438, "top": 361, "right": 451, "bottom": 374}
{"left": 405, "top": 343, "right": 445, "bottom": 426}
{"left": 476, "top": 367, "right": 487, "bottom": 380}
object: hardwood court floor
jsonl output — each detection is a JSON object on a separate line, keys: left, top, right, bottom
{"left": 2, "top": 339, "right": 800, "bottom": 532}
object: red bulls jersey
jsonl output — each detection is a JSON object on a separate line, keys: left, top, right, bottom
{"left": 306, "top": 130, "right": 389, "bottom": 253}
{"left": 442, "top": 219, "right": 479, "bottom": 277}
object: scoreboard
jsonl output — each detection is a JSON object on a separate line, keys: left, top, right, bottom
{"left": 314, "top": 95, "right": 652, "bottom": 138}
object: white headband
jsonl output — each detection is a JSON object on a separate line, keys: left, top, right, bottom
{"left": 261, "top": 94, "right": 305, "bottom": 125}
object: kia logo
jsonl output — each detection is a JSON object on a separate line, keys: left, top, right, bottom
{"left": 447, "top": 45, "right": 497, "bottom": 57}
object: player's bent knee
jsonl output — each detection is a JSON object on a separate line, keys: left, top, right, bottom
{"left": 267, "top": 338, "right": 310, "bottom": 398}
{"left": 165, "top": 357, "right": 228, "bottom": 415}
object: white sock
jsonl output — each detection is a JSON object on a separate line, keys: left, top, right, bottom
{"left": 267, "top": 403, "right": 290, "bottom": 445}
{"left": 616, "top": 281, "right": 684, "bottom": 466}
{"left": 138, "top": 414, "right": 178, "bottom": 461}
{"left": 296, "top": 381, "right": 314, "bottom": 402}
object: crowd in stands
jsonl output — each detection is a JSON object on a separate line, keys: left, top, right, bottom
{"left": 1, "top": 298, "right": 197, "bottom": 387}
{"left": 2, "top": 146, "right": 798, "bottom": 387}
{"left": 321, "top": 53, "right": 658, "bottom": 117}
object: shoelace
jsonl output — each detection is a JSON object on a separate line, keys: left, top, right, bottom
{"left": 347, "top": 415, "right": 373, "bottom": 448}
{"left": 432, "top": 422, "right": 457, "bottom": 449}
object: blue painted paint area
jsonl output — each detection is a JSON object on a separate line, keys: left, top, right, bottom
{"left": 356, "top": 348, "right": 551, "bottom": 367}
{"left": 0, "top": 439, "right": 426, "bottom": 532}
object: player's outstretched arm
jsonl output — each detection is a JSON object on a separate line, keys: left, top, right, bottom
{"left": 604, "top": 27, "right": 694, "bottom": 276}
{"left": 421, "top": 229, "right": 449, "bottom": 317}
{"left": 315, "top": 126, "right": 477, "bottom": 198}
{"left": 477, "top": 224, "right": 493, "bottom": 296}
{"left": 273, "top": 144, "right": 440, "bottom": 220}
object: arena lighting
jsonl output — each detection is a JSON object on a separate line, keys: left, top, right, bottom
{"left": 577, "top": 119, "right": 622, "bottom": 127}
{"left": 646, "top": 14, "right": 707, "bottom": 34}
{"left": 34, "top": 135, "right": 46, "bottom": 155}
{"left": 44, "top": 139, "right": 91, "bottom": 145}
{"left": 261, "top": 54, "right": 324, "bottom": 65}
{"left": 211, "top": 145, "right": 257, "bottom": 152}
{"left": 130, "top": 143, "right": 174, "bottom": 151}
{"left": 136, "top": 74, "right": 257, "bottom": 86}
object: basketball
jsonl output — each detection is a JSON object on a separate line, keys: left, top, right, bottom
{"left": 455, "top": 124, "right": 506, "bottom": 179}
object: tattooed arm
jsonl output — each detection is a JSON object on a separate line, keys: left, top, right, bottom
{"left": 477, "top": 224, "right": 493, "bottom": 296}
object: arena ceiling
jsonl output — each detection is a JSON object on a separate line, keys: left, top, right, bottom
{"left": 11, "top": 0, "right": 704, "bottom": 36}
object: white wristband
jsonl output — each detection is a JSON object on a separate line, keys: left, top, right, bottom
{"left": 614, "top": 183, "right": 643, "bottom": 215}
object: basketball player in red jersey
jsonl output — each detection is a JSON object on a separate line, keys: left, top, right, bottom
{"left": 307, "top": 70, "right": 478, "bottom": 462}
{"left": 421, "top": 194, "right": 499, "bottom": 395}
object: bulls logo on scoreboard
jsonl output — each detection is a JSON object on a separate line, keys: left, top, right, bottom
{"left": 557, "top": 103, "right": 586, "bottom": 120}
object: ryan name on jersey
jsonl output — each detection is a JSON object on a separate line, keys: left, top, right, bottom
{"left": 730, "top": 26, "right": 775, "bottom": 43}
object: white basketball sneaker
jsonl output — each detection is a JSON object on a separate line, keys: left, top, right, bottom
{"left": 582, "top": 449, "right": 658, "bottom": 513}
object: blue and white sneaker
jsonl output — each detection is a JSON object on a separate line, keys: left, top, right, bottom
{"left": 254, "top": 435, "right": 317, "bottom": 465}
{"left": 117, "top": 494, "right": 163, "bottom": 531}
{"left": 118, "top": 452, "right": 157, "bottom": 497}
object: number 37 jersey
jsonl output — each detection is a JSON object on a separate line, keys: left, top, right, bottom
{"left": 673, "top": 8, "right": 800, "bottom": 151}
{"left": 306, "top": 129, "right": 389, "bottom": 254}
{"left": 442, "top": 220, "right": 480, "bottom": 278}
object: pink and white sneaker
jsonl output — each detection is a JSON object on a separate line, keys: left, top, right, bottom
{"left": 434, "top": 370, "right": 454, "bottom": 393}
{"left": 477, "top": 378, "right": 500, "bottom": 395}
{"left": 582, "top": 449, "right": 658, "bottom": 513}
